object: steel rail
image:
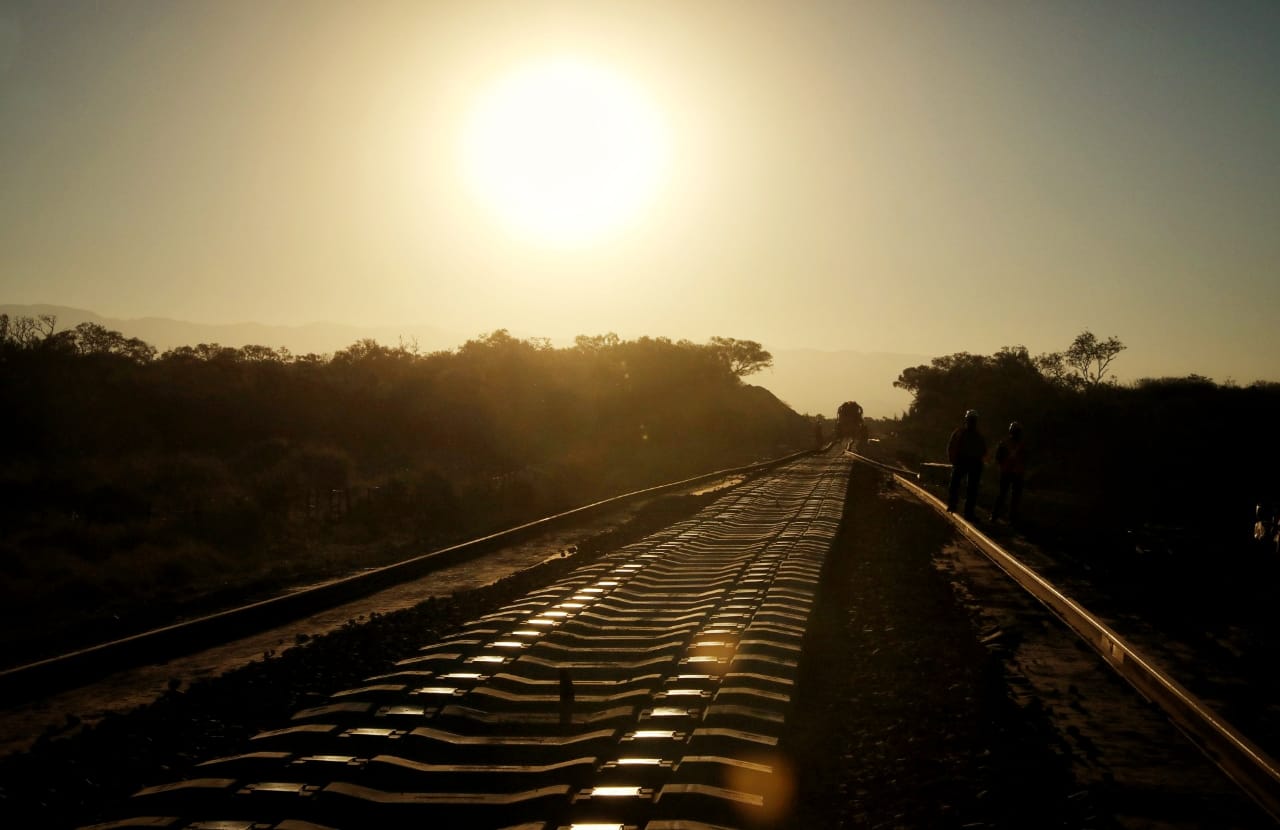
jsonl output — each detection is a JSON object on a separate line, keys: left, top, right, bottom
{"left": 0, "top": 447, "right": 821, "bottom": 705}
{"left": 82, "top": 453, "right": 851, "bottom": 829}
{"left": 838, "top": 442, "right": 919, "bottom": 479}
{"left": 845, "top": 449, "right": 1280, "bottom": 822}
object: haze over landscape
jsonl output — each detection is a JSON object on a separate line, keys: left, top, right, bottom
{"left": 3, "top": 1, "right": 1279, "bottom": 414}
{"left": 10, "top": 6, "right": 1280, "bottom": 827}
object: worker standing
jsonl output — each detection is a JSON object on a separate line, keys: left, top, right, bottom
{"left": 947, "top": 409, "right": 986, "bottom": 520}
{"left": 991, "top": 421, "right": 1027, "bottom": 524}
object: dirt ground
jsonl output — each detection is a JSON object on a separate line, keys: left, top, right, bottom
{"left": 784, "top": 463, "right": 1272, "bottom": 829}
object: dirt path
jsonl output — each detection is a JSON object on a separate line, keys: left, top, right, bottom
{"left": 786, "top": 463, "right": 1272, "bottom": 828}
{"left": 938, "top": 531, "right": 1272, "bottom": 828}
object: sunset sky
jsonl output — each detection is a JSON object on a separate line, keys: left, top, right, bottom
{"left": 2, "top": 1, "right": 1278, "bottom": 388}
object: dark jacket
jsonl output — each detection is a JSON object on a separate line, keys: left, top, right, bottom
{"left": 996, "top": 437, "right": 1026, "bottom": 476}
{"left": 947, "top": 425, "right": 986, "bottom": 465}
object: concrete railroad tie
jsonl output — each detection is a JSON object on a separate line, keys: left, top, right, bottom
{"left": 86, "top": 454, "right": 852, "bottom": 830}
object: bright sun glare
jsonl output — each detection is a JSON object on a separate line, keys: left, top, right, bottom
{"left": 462, "top": 58, "right": 670, "bottom": 247}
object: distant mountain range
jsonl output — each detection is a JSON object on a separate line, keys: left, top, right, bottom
{"left": 1, "top": 304, "right": 925, "bottom": 418}
{"left": 0, "top": 304, "right": 465, "bottom": 357}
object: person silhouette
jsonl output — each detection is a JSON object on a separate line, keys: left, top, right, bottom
{"left": 946, "top": 409, "right": 986, "bottom": 520}
{"left": 991, "top": 421, "right": 1027, "bottom": 523}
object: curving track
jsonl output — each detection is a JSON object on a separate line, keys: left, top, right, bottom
{"left": 86, "top": 453, "right": 851, "bottom": 830}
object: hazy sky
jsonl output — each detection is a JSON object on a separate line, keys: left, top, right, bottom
{"left": 2, "top": 1, "right": 1278, "bottom": 384}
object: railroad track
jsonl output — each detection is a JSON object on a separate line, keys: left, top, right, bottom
{"left": 1, "top": 449, "right": 814, "bottom": 707}
{"left": 84, "top": 453, "right": 851, "bottom": 830}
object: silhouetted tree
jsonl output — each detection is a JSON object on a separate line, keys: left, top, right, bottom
{"left": 0, "top": 314, "right": 810, "bottom": 632}
{"left": 890, "top": 331, "right": 1280, "bottom": 534}
{"left": 0, "top": 313, "right": 52, "bottom": 349}
{"left": 1037, "top": 330, "right": 1126, "bottom": 388}
{"left": 574, "top": 333, "right": 622, "bottom": 353}
{"left": 71, "top": 322, "right": 156, "bottom": 362}
{"left": 708, "top": 336, "right": 772, "bottom": 377}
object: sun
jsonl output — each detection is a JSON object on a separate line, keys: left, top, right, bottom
{"left": 461, "top": 58, "right": 670, "bottom": 247}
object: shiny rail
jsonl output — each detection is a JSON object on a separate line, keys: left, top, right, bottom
{"left": 845, "top": 449, "right": 1280, "bottom": 822}
{"left": 81, "top": 453, "right": 852, "bottom": 830}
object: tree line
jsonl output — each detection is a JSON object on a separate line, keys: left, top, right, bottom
{"left": 0, "top": 315, "right": 807, "bottom": 658}
{"left": 889, "top": 330, "right": 1280, "bottom": 532}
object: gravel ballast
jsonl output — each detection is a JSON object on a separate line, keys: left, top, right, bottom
{"left": 784, "top": 462, "right": 1096, "bottom": 828}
